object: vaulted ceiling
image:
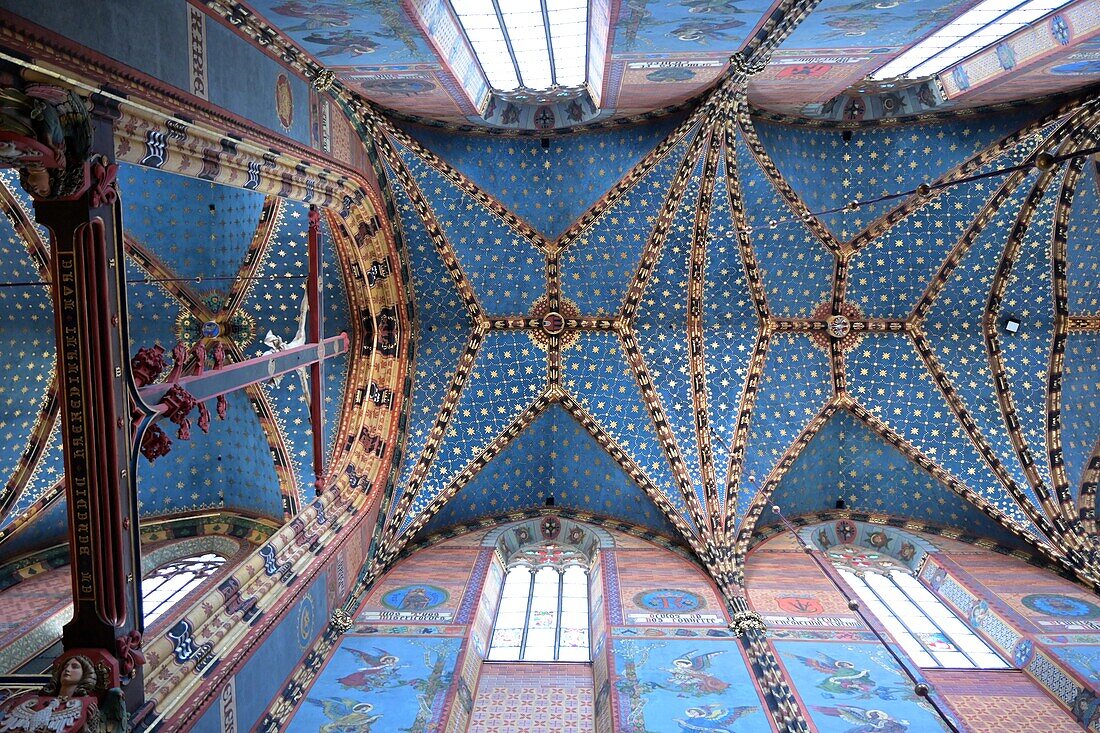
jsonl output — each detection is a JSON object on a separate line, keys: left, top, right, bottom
{"left": 360, "top": 81, "right": 1100, "bottom": 588}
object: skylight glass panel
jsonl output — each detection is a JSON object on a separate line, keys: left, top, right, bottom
{"left": 870, "top": 0, "right": 1073, "bottom": 80}
{"left": 451, "top": 0, "right": 588, "bottom": 92}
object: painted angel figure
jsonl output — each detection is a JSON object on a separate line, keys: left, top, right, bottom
{"left": 813, "top": 705, "right": 909, "bottom": 733}
{"left": 664, "top": 650, "right": 730, "bottom": 696}
{"left": 675, "top": 703, "right": 757, "bottom": 732}
{"left": 336, "top": 647, "right": 400, "bottom": 693}
{"left": 0, "top": 655, "right": 126, "bottom": 733}
{"left": 308, "top": 697, "right": 380, "bottom": 733}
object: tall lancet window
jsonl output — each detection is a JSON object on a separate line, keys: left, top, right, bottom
{"left": 828, "top": 545, "right": 1008, "bottom": 669}
{"left": 487, "top": 543, "right": 591, "bottom": 662}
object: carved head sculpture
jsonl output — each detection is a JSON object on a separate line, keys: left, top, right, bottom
{"left": 43, "top": 655, "right": 97, "bottom": 699}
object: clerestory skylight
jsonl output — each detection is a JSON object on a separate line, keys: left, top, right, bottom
{"left": 870, "top": 0, "right": 1074, "bottom": 80}
{"left": 450, "top": 0, "right": 589, "bottom": 93}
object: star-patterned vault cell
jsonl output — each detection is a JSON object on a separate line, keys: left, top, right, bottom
{"left": 386, "top": 167, "right": 475, "bottom": 513}
{"left": 401, "top": 115, "right": 686, "bottom": 241}
{"left": 1000, "top": 168, "right": 1060, "bottom": 494}
{"left": 1067, "top": 163, "right": 1100, "bottom": 314}
{"left": 120, "top": 163, "right": 268, "bottom": 283}
{"left": 1063, "top": 333, "right": 1099, "bottom": 502}
{"left": 561, "top": 330, "right": 693, "bottom": 529}
{"left": 764, "top": 410, "right": 1025, "bottom": 548}
{"left": 389, "top": 139, "right": 545, "bottom": 316}
{"left": 135, "top": 390, "right": 284, "bottom": 519}
{"left": 561, "top": 125, "right": 700, "bottom": 316}
{"left": 752, "top": 110, "right": 1045, "bottom": 242}
{"left": 418, "top": 404, "right": 679, "bottom": 538}
{"left": 1, "top": 487, "right": 68, "bottom": 558}
{"left": 401, "top": 330, "right": 546, "bottom": 531}
{"left": 846, "top": 334, "right": 1035, "bottom": 532}
{"left": 734, "top": 129, "right": 833, "bottom": 316}
{"left": 0, "top": 174, "right": 55, "bottom": 528}
{"left": 734, "top": 334, "right": 831, "bottom": 523}
{"left": 635, "top": 146, "right": 706, "bottom": 511}
{"left": 4, "top": 422, "right": 62, "bottom": 532}
{"left": 847, "top": 131, "right": 1046, "bottom": 319}
{"left": 923, "top": 172, "right": 1041, "bottom": 510}
{"left": 125, "top": 257, "right": 181, "bottom": 358}
{"left": 704, "top": 149, "right": 759, "bottom": 506}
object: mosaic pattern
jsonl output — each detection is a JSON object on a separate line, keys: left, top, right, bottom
{"left": 562, "top": 129, "right": 697, "bottom": 315}
{"left": 562, "top": 331, "right": 690, "bottom": 523}
{"left": 421, "top": 405, "right": 679, "bottom": 538}
{"left": 848, "top": 335, "right": 1035, "bottom": 529}
{"left": 734, "top": 136, "right": 834, "bottom": 316}
{"left": 1068, "top": 164, "right": 1100, "bottom": 314}
{"left": 405, "top": 116, "right": 686, "bottom": 241}
{"left": 390, "top": 140, "right": 545, "bottom": 316}
{"left": 736, "top": 334, "right": 832, "bottom": 520}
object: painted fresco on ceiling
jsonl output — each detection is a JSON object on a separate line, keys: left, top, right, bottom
{"left": 611, "top": 0, "right": 772, "bottom": 53}
{"left": 286, "top": 634, "right": 460, "bottom": 733}
{"left": 611, "top": 638, "right": 766, "bottom": 732}
{"left": 243, "top": 0, "right": 434, "bottom": 65}
{"left": 775, "top": 640, "right": 953, "bottom": 732}
{"left": 236, "top": 0, "right": 1100, "bottom": 123}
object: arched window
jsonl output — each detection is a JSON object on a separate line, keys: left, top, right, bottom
{"left": 828, "top": 545, "right": 1007, "bottom": 670}
{"left": 142, "top": 553, "right": 226, "bottom": 626}
{"left": 487, "top": 544, "right": 590, "bottom": 662}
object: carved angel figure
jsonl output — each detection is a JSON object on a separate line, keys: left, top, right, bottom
{"left": 0, "top": 656, "right": 126, "bottom": 733}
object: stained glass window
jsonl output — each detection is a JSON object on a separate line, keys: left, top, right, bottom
{"left": 487, "top": 549, "right": 590, "bottom": 662}
{"left": 142, "top": 553, "right": 226, "bottom": 626}
{"left": 828, "top": 546, "right": 1007, "bottom": 669}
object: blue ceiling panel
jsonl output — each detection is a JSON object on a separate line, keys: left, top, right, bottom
{"left": 779, "top": 0, "right": 973, "bottom": 50}
{"left": 119, "top": 163, "right": 267, "bottom": 284}
{"left": 752, "top": 111, "right": 1042, "bottom": 242}
{"left": 766, "top": 410, "right": 1024, "bottom": 547}
{"left": 847, "top": 334, "right": 1036, "bottom": 532}
{"left": 125, "top": 256, "right": 182, "bottom": 359}
{"left": 635, "top": 147, "right": 706, "bottom": 511}
{"left": 705, "top": 150, "right": 759, "bottom": 506}
{"left": 561, "top": 126, "right": 699, "bottom": 316}
{"left": 1062, "top": 333, "right": 1099, "bottom": 503}
{"left": 390, "top": 140, "right": 545, "bottom": 316}
{"left": 403, "top": 115, "right": 687, "bottom": 241}
{"left": 419, "top": 404, "right": 680, "bottom": 538}
{"left": 403, "top": 330, "right": 546, "bottom": 529}
{"left": 1000, "top": 171, "right": 1060, "bottom": 494}
{"left": 562, "top": 331, "right": 693, "bottom": 529}
{"left": 386, "top": 165, "right": 474, "bottom": 512}
{"left": 734, "top": 132, "right": 834, "bottom": 316}
{"left": 0, "top": 175, "right": 55, "bottom": 530}
{"left": 3, "top": 422, "right": 62, "bottom": 532}
{"left": 135, "top": 389, "right": 284, "bottom": 520}
{"left": 924, "top": 172, "right": 1040, "bottom": 509}
{"left": 241, "top": 201, "right": 310, "bottom": 359}
{"left": 0, "top": 491, "right": 68, "bottom": 559}
{"left": 1068, "top": 163, "right": 1100, "bottom": 314}
{"left": 734, "top": 334, "right": 832, "bottom": 523}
